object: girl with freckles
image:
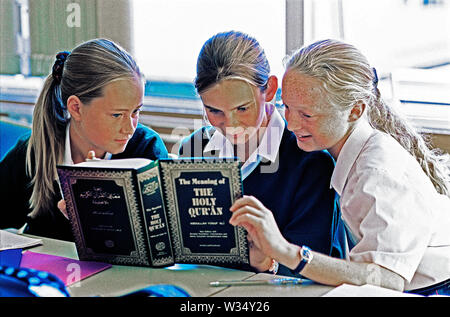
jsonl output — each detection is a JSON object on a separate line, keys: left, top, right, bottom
{"left": 0, "top": 39, "right": 168, "bottom": 241}
{"left": 230, "top": 39, "right": 450, "bottom": 295}
{"left": 179, "top": 31, "right": 345, "bottom": 276}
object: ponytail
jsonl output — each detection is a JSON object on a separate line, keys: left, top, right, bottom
{"left": 368, "top": 83, "right": 450, "bottom": 197}
{"left": 26, "top": 39, "right": 141, "bottom": 218}
{"left": 26, "top": 72, "right": 68, "bottom": 218}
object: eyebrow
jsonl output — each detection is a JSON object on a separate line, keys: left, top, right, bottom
{"left": 204, "top": 104, "right": 221, "bottom": 111}
{"left": 204, "top": 100, "right": 253, "bottom": 111}
{"left": 111, "top": 103, "right": 143, "bottom": 111}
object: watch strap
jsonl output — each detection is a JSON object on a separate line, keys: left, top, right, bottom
{"left": 293, "top": 246, "right": 312, "bottom": 274}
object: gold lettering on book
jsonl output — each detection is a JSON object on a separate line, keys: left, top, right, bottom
{"left": 188, "top": 186, "right": 223, "bottom": 218}
{"left": 79, "top": 186, "right": 121, "bottom": 205}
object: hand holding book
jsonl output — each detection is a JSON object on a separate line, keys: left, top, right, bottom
{"left": 57, "top": 150, "right": 101, "bottom": 220}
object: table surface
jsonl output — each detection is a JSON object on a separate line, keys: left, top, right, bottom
{"left": 26, "top": 235, "right": 334, "bottom": 297}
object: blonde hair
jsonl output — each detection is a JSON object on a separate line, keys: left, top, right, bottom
{"left": 285, "top": 39, "right": 450, "bottom": 197}
{"left": 26, "top": 38, "right": 142, "bottom": 218}
{"left": 195, "top": 31, "right": 270, "bottom": 94}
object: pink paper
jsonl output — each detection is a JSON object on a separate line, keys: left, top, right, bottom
{"left": 20, "top": 251, "right": 112, "bottom": 286}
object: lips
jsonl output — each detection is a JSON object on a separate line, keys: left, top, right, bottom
{"left": 295, "top": 133, "right": 311, "bottom": 138}
{"left": 294, "top": 133, "right": 312, "bottom": 142}
{"left": 115, "top": 138, "right": 130, "bottom": 144}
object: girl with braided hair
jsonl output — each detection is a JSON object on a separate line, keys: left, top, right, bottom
{"left": 230, "top": 39, "right": 450, "bottom": 295}
{"left": 0, "top": 39, "right": 168, "bottom": 241}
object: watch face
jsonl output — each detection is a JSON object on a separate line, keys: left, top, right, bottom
{"left": 301, "top": 246, "right": 313, "bottom": 262}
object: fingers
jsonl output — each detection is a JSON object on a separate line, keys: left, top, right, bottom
{"left": 229, "top": 204, "right": 264, "bottom": 227}
{"left": 230, "top": 195, "right": 266, "bottom": 212}
{"left": 87, "top": 150, "right": 96, "bottom": 160}
{"left": 57, "top": 199, "right": 68, "bottom": 220}
{"left": 248, "top": 242, "right": 273, "bottom": 272}
{"left": 86, "top": 150, "right": 100, "bottom": 161}
{"left": 230, "top": 195, "right": 272, "bottom": 229}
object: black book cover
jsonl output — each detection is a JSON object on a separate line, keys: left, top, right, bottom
{"left": 57, "top": 158, "right": 249, "bottom": 269}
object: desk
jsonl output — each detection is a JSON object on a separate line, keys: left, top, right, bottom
{"left": 25, "top": 235, "right": 334, "bottom": 297}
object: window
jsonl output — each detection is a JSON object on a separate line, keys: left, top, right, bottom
{"left": 132, "top": 0, "right": 286, "bottom": 152}
{"left": 1, "top": 0, "right": 449, "bottom": 153}
{"left": 132, "top": 0, "right": 286, "bottom": 81}
{"left": 301, "top": 0, "right": 450, "bottom": 140}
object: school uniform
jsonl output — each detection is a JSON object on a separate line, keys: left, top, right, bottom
{"left": 331, "top": 119, "right": 450, "bottom": 293}
{"left": 0, "top": 123, "right": 168, "bottom": 241}
{"left": 179, "top": 108, "right": 343, "bottom": 276}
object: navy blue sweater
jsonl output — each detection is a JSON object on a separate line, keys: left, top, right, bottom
{"left": 179, "top": 126, "right": 341, "bottom": 276}
{"left": 0, "top": 123, "right": 168, "bottom": 241}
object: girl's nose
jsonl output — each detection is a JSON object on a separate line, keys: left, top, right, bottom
{"left": 121, "top": 116, "right": 136, "bottom": 135}
{"left": 286, "top": 109, "right": 302, "bottom": 131}
{"left": 225, "top": 112, "right": 239, "bottom": 128}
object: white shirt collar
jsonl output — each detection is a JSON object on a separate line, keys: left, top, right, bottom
{"left": 203, "top": 107, "right": 285, "bottom": 165}
{"left": 63, "top": 122, "right": 112, "bottom": 164}
{"left": 330, "top": 119, "right": 374, "bottom": 195}
{"left": 63, "top": 122, "right": 74, "bottom": 165}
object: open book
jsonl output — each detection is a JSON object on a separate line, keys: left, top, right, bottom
{"left": 57, "top": 158, "right": 249, "bottom": 269}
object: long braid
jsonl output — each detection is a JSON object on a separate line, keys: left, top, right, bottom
{"left": 368, "top": 84, "right": 450, "bottom": 197}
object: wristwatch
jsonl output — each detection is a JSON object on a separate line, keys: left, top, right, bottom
{"left": 294, "top": 246, "right": 313, "bottom": 274}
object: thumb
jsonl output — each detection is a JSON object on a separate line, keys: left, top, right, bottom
{"left": 57, "top": 199, "right": 68, "bottom": 219}
{"left": 86, "top": 150, "right": 99, "bottom": 161}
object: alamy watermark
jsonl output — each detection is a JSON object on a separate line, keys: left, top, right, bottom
{"left": 66, "top": 2, "right": 81, "bottom": 28}
{"left": 66, "top": 262, "right": 81, "bottom": 287}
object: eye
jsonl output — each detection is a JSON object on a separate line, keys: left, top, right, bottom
{"left": 302, "top": 113, "right": 312, "bottom": 118}
{"left": 282, "top": 104, "right": 289, "bottom": 110}
{"left": 112, "top": 113, "right": 122, "bottom": 118}
{"left": 205, "top": 106, "right": 222, "bottom": 114}
{"left": 236, "top": 106, "right": 248, "bottom": 112}
{"left": 132, "top": 108, "right": 142, "bottom": 117}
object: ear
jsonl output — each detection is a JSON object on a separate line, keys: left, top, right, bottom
{"left": 66, "top": 95, "right": 83, "bottom": 121}
{"left": 348, "top": 101, "right": 366, "bottom": 122}
{"left": 264, "top": 75, "right": 278, "bottom": 102}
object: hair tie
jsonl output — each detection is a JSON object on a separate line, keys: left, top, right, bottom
{"left": 372, "top": 67, "right": 379, "bottom": 88}
{"left": 52, "top": 51, "right": 70, "bottom": 84}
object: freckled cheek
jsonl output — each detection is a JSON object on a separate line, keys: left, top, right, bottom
{"left": 312, "top": 122, "right": 338, "bottom": 147}
{"left": 284, "top": 108, "right": 290, "bottom": 121}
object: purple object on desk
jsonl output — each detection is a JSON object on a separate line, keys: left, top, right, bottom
{"left": 20, "top": 251, "right": 112, "bottom": 286}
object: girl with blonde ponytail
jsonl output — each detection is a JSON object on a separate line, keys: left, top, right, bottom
{"left": 230, "top": 39, "right": 450, "bottom": 295}
{"left": 0, "top": 39, "right": 168, "bottom": 241}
